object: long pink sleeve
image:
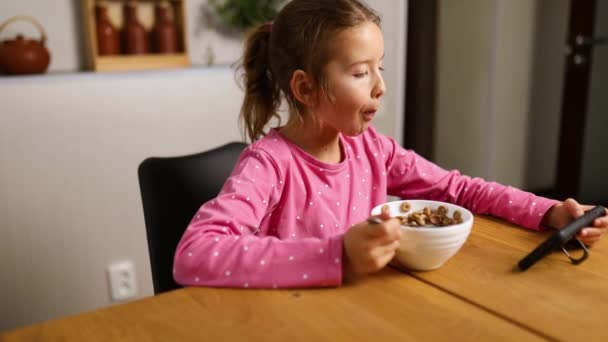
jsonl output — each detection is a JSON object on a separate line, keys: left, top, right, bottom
{"left": 379, "top": 135, "right": 560, "bottom": 230}
{"left": 174, "top": 126, "right": 560, "bottom": 289}
{"left": 173, "top": 145, "right": 344, "bottom": 289}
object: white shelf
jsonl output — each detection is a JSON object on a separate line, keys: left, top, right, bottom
{"left": 0, "top": 65, "right": 233, "bottom": 83}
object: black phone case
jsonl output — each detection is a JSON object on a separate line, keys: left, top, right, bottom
{"left": 518, "top": 205, "right": 606, "bottom": 271}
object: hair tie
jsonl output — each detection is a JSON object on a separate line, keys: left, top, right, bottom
{"left": 264, "top": 21, "right": 273, "bottom": 31}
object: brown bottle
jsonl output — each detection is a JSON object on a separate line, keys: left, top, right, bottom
{"left": 151, "top": 1, "right": 179, "bottom": 54}
{"left": 95, "top": 3, "right": 120, "bottom": 55}
{"left": 121, "top": 1, "right": 149, "bottom": 54}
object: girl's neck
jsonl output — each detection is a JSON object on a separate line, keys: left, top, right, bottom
{"left": 279, "top": 117, "right": 344, "bottom": 164}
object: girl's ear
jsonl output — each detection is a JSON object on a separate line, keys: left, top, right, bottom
{"left": 290, "top": 70, "right": 318, "bottom": 107}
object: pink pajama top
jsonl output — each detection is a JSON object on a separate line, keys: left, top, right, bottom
{"left": 173, "top": 126, "right": 559, "bottom": 288}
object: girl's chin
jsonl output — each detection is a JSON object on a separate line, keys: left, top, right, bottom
{"left": 343, "top": 123, "right": 370, "bottom": 137}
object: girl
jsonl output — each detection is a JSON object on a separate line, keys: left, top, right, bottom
{"left": 174, "top": 0, "right": 608, "bottom": 288}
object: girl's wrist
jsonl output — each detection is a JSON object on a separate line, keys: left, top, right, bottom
{"left": 341, "top": 249, "right": 355, "bottom": 283}
{"left": 541, "top": 202, "right": 570, "bottom": 230}
{"left": 541, "top": 204, "right": 559, "bottom": 229}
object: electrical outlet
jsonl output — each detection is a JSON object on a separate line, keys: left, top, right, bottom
{"left": 107, "top": 260, "right": 137, "bottom": 301}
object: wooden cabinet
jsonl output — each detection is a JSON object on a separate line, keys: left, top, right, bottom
{"left": 83, "top": 0, "right": 190, "bottom": 72}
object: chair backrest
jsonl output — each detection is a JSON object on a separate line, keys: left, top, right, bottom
{"left": 138, "top": 142, "right": 247, "bottom": 294}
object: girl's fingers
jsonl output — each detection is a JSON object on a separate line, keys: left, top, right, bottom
{"left": 578, "top": 227, "right": 606, "bottom": 238}
{"left": 375, "top": 239, "right": 399, "bottom": 253}
{"left": 385, "top": 239, "right": 401, "bottom": 252}
{"left": 380, "top": 240, "right": 400, "bottom": 256}
{"left": 569, "top": 204, "right": 608, "bottom": 247}
{"left": 366, "top": 219, "right": 401, "bottom": 241}
{"left": 371, "top": 241, "right": 399, "bottom": 257}
{"left": 371, "top": 231, "right": 401, "bottom": 250}
{"left": 594, "top": 212, "right": 608, "bottom": 227}
{"left": 579, "top": 236, "right": 602, "bottom": 246}
{"left": 379, "top": 205, "right": 393, "bottom": 220}
{"left": 563, "top": 198, "right": 585, "bottom": 218}
{"left": 367, "top": 241, "right": 400, "bottom": 270}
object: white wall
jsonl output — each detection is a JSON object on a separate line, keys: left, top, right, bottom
{"left": 494, "top": 0, "right": 606, "bottom": 201}
{"left": 435, "top": 0, "right": 537, "bottom": 188}
{"left": 0, "top": 0, "right": 405, "bottom": 140}
{"left": 0, "top": 68, "right": 244, "bottom": 331}
{"left": 580, "top": 0, "right": 608, "bottom": 203}
{"left": 0, "top": 0, "right": 407, "bottom": 330}
{"left": 526, "top": 0, "right": 569, "bottom": 191}
{"left": 435, "top": 0, "right": 495, "bottom": 177}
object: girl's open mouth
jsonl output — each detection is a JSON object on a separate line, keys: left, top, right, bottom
{"left": 362, "top": 111, "right": 376, "bottom": 121}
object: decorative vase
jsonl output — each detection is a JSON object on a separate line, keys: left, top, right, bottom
{"left": 121, "top": 1, "right": 149, "bottom": 55}
{"left": 151, "top": 1, "right": 179, "bottom": 54}
{"left": 95, "top": 3, "right": 120, "bottom": 56}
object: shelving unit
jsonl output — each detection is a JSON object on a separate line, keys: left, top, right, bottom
{"left": 82, "top": 0, "right": 190, "bottom": 72}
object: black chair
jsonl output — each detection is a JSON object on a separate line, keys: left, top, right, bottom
{"left": 138, "top": 142, "right": 247, "bottom": 294}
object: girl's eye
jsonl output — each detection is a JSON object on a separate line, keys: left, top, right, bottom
{"left": 354, "top": 71, "right": 368, "bottom": 78}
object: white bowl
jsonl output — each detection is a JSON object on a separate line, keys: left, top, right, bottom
{"left": 371, "top": 200, "right": 473, "bottom": 271}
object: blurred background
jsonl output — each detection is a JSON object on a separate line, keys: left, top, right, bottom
{"left": 0, "top": 0, "right": 606, "bottom": 331}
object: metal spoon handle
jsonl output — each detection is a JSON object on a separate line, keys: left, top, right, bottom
{"left": 367, "top": 217, "right": 383, "bottom": 224}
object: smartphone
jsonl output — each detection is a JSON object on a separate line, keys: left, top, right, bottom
{"left": 518, "top": 205, "right": 606, "bottom": 271}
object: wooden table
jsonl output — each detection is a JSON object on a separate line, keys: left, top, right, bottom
{"left": 2, "top": 216, "right": 607, "bottom": 341}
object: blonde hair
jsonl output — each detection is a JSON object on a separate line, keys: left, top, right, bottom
{"left": 238, "top": 0, "right": 381, "bottom": 142}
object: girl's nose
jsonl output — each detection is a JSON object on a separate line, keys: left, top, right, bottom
{"left": 372, "top": 75, "right": 386, "bottom": 99}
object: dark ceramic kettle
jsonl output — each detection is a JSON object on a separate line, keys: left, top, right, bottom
{"left": 0, "top": 15, "right": 51, "bottom": 75}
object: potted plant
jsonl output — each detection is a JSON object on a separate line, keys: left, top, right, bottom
{"left": 209, "top": 0, "right": 285, "bottom": 32}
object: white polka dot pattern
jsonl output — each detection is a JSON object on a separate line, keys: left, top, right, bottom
{"left": 172, "top": 126, "right": 559, "bottom": 289}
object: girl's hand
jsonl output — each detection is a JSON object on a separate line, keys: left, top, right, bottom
{"left": 342, "top": 210, "right": 401, "bottom": 281}
{"left": 541, "top": 198, "right": 608, "bottom": 246}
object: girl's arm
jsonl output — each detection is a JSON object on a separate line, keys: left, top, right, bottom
{"left": 377, "top": 134, "right": 560, "bottom": 230}
{"left": 173, "top": 147, "right": 343, "bottom": 288}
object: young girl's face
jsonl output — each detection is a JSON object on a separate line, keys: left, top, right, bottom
{"left": 314, "top": 21, "right": 385, "bottom": 136}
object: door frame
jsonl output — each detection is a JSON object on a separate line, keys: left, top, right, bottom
{"left": 555, "top": 0, "right": 598, "bottom": 200}
{"left": 403, "top": 0, "right": 437, "bottom": 160}
{"left": 405, "top": 0, "right": 602, "bottom": 203}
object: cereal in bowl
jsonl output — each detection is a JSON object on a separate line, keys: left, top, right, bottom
{"left": 395, "top": 203, "right": 463, "bottom": 227}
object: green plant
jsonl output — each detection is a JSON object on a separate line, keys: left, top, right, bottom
{"left": 209, "top": 0, "right": 285, "bottom": 31}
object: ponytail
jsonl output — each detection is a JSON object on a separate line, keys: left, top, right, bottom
{"left": 239, "top": 23, "right": 281, "bottom": 142}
